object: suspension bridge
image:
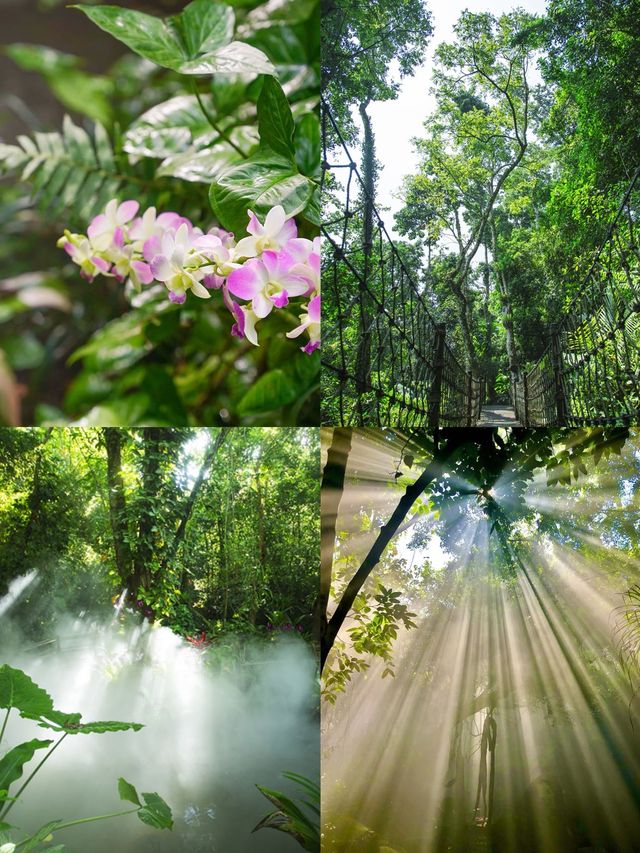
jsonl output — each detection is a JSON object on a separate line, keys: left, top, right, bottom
{"left": 321, "top": 98, "right": 640, "bottom": 429}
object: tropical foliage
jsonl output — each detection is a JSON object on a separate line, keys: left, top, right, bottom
{"left": 0, "top": 664, "right": 172, "bottom": 852}
{"left": 0, "top": 427, "right": 319, "bottom": 642}
{"left": 0, "top": 0, "right": 320, "bottom": 425}
{"left": 322, "top": 0, "right": 640, "bottom": 411}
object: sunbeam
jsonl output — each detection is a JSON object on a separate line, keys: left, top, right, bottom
{"left": 322, "top": 428, "right": 640, "bottom": 852}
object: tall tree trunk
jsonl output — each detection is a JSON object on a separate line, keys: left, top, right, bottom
{"left": 22, "top": 428, "right": 53, "bottom": 558}
{"left": 490, "top": 222, "right": 519, "bottom": 404}
{"left": 354, "top": 99, "right": 375, "bottom": 396}
{"left": 103, "top": 428, "right": 133, "bottom": 590}
{"left": 175, "top": 429, "right": 228, "bottom": 589}
{"left": 132, "top": 428, "right": 164, "bottom": 596}
{"left": 482, "top": 241, "right": 494, "bottom": 399}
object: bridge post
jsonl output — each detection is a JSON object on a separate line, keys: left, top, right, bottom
{"left": 466, "top": 372, "right": 474, "bottom": 426}
{"left": 522, "top": 373, "right": 529, "bottom": 428}
{"left": 551, "top": 326, "right": 567, "bottom": 425}
{"left": 428, "top": 324, "right": 446, "bottom": 430}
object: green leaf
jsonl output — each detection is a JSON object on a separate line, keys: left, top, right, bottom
{"left": 177, "top": 0, "right": 234, "bottom": 57}
{"left": 2, "top": 334, "right": 45, "bottom": 371}
{"left": 0, "top": 115, "right": 126, "bottom": 225}
{"left": 137, "top": 791, "right": 173, "bottom": 830}
{"left": 257, "top": 77, "right": 295, "bottom": 160}
{"left": 0, "top": 665, "right": 55, "bottom": 719}
{"left": 74, "top": 3, "right": 273, "bottom": 77}
{"left": 36, "top": 709, "right": 144, "bottom": 735}
{"left": 118, "top": 777, "right": 141, "bottom": 806}
{"left": 0, "top": 739, "right": 53, "bottom": 795}
{"left": 73, "top": 5, "right": 184, "bottom": 71}
{"left": 178, "top": 42, "right": 274, "bottom": 75}
{"left": 209, "top": 150, "right": 315, "bottom": 235}
{"left": 237, "top": 369, "right": 299, "bottom": 415}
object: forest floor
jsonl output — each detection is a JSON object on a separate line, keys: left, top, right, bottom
{"left": 478, "top": 405, "right": 520, "bottom": 426}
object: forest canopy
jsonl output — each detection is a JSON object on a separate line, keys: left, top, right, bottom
{"left": 321, "top": 0, "right": 640, "bottom": 415}
{"left": 0, "top": 426, "right": 320, "bottom": 642}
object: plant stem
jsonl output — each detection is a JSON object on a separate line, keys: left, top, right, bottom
{"left": 191, "top": 80, "right": 248, "bottom": 158}
{"left": 14, "top": 808, "right": 140, "bottom": 850}
{"left": 0, "top": 733, "right": 68, "bottom": 821}
{"left": 0, "top": 708, "right": 10, "bottom": 747}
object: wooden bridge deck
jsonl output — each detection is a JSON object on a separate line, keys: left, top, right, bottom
{"left": 478, "top": 405, "right": 521, "bottom": 427}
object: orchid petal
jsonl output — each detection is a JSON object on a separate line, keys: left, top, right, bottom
{"left": 227, "top": 260, "right": 267, "bottom": 299}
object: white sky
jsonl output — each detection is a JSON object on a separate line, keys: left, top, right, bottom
{"left": 368, "top": 0, "right": 549, "bottom": 231}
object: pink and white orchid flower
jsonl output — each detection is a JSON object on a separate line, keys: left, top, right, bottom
{"left": 233, "top": 206, "right": 297, "bottom": 259}
{"left": 150, "top": 223, "right": 211, "bottom": 303}
{"left": 227, "top": 250, "right": 308, "bottom": 317}
{"left": 57, "top": 231, "right": 111, "bottom": 281}
{"left": 88, "top": 199, "right": 139, "bottom": 252}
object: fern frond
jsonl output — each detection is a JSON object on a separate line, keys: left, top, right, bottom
{"left": 0, "top": 116, "right": 157, "bottom": 227}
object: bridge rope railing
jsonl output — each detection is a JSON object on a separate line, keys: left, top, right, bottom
{"left": 514, "top": 168, "right": 640, "bottom": 427}
{"left": 321, "top": 97, "right": 483, "bottom": 428}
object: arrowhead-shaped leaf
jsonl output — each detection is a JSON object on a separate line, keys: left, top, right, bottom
{"left": 0, "top": 665, "right": 54, "bottom": 720}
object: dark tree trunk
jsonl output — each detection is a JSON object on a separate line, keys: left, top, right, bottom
{"left": 355, "top": 99, "right": 376, "bottom": 396}
{"left": 175, "top": 429, "right": 228, "bottom": 590}
{"left": 321, "top": 459, "right": 439, "bottom": 670}
{"left": 103, "top": 428, "right": 133, "bottom": 590}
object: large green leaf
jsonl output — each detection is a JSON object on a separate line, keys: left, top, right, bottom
{"left": 36, "top": 710, "right": 144, "bottom": 735}
{"left": 123, "top": 95, "right": 211, "bottom": 159}
{"left": 294, "top": 112, "right": 320, "bottom": 178}
{"left": 73, "top": 5, "right": 182, "bottom": 70}
{"left": 257, "top": 77, "right": 295, "bottom": 161}
{"left": 0, "top": 665, "right": 54, "bottom": 720}
{"left": 0, "top": 739, "right": 53, "bottom": 795}
{"left": 178, "top": 42, "right": 274, "bottom": 75}
{"left": 137, "top": 791, "right": 173, "bottom": 830}
{"left": 209, "top": 150, "right": 316, "bottom": 234}
{"left": 156, "top": 127, "right": 259, "bottom": 183}
{"left": 74, "top": 2, "right": 273, "bottom": 76}
{"left": 176, "top": 0, "right": 234, "bottom": 56}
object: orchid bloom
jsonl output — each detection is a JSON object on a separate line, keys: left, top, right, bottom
{"left": 57, "top": 198, "right": 320, "bottom": 352}
{"left": 87, "top": 199, "right": 139, "bottom": 252}
{"left": 233, "top": 205, "right": 297, "bottom": 259}
{"left": 287, "top": 294, "right": 321, "bottom": 354}
{"left": 57, "top": 231, "right": 110, "bottom": 281}
{"left": 150, "top": 223, "right": 211, "bottom": 303}
{"left": 108, "top": 241, "right": 153, "bottom": 290}
{"left": 227, "top": 250, "right": 308, "bottom": 317}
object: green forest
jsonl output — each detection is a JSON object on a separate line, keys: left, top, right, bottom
{"left": 0, "top": 426, "right": 320, "bottom": 853}
{"left": 321, "top": 0, "right": 640, "bottom": 425}
{"left": 0, "top": 426, "right": 319, "bottom": 639}
{"left": 321, "top": 426, "right": 640, "bottom": 850}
